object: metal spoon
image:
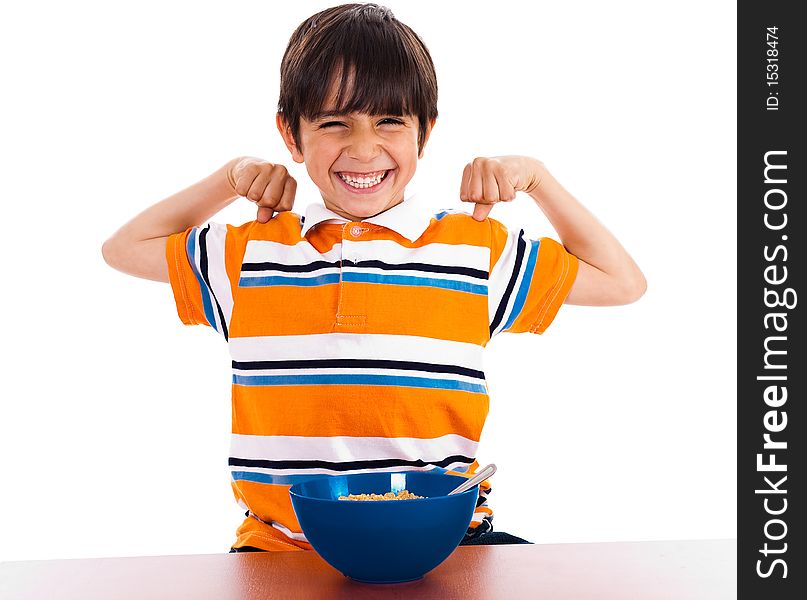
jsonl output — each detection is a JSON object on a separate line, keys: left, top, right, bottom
{"left": 447, "top": 463, "right": 497, "bottom": 495}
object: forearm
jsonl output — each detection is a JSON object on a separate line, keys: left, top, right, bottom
{"left": 109, "top": 158, "right": 240, "bottom": 243}
{"left": 526, "top": 161, "right": 646, "bottom": 304}
{"left": 102, "top": 158, "right": 241, "bottom": 282}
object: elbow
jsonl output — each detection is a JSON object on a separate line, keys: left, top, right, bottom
{"left": 101, "top": 236, "right": 123, "bottom": 271}
{"left": 619, "top": 272, "right": 648, "bottom": 304}
{"left": 101, "top": 238, "right": 113, "bottom": 268}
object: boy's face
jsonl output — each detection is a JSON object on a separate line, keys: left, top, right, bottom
{"left": 277, "top": 95, "right": 433, "bottom": 221}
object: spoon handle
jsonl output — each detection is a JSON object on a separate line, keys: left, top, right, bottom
{"left": 447, "top": 463, "right": 497, "bottom": 495}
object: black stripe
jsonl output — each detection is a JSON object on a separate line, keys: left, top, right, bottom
{"left": 343, "top": 260, "right": 488, "bottom": 280}
{"left": 241, "top": 259, "right": 487, "bottom": 280}
{"left": 228, "top": 454, "right": 475, "bottom": 472}
{"left": 231, "top": 357, "right": 485, "bottom": 380}
{"left": 489, "top": 230, "right": 526, "bottom": 336}
{"left": 241, "top": 259, "right": 340, "bottom": 273}
{"left": 199, "top": 226, "right": 229, "bottom": 341}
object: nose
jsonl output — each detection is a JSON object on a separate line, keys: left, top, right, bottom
{"left": 345, "top": 126, "right": 381, "bottom": 162}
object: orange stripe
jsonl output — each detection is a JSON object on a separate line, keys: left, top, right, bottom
{"left": 232, "top": 285, "right": 339, "bottom": 335}
{"left": 233, "top": 514, "right": 311, "bottom": 552}
{"left": 233, "top": 282, "right": 488, "bottom": 343}
{"left": 232, "top": 384, "right": 488, "bottom": 439}
{"left": 511, "top": 237, "right": 579, "bottom": 334}
{"left": 233, "top": 480, "right": 300, "bottom": 528}
{"left": 224, "top": 221, "right": 257, "bottom": 296}
{"left": 363, "top": 285, "right": 488, "bottom": 344}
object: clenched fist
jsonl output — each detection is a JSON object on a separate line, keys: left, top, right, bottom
{"left": 227, "top": 157, "right": 297, "bottom": 223}
{"left": 459, "top": 156, "right": 544, "bottom": 221}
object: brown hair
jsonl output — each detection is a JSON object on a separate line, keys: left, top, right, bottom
{"left": 278, "top": 3, "right": 438, "bottom": 153}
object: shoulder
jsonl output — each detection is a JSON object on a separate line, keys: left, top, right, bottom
{"left": 424, "top": 209, "right": 510, "bottom": 246}
{"left": 226, "top": 211, "right": 305, "bottom": 243}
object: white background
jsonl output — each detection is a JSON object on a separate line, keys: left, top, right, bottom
{"left": 0, "top": 0, "right": 736, "bottom": 561}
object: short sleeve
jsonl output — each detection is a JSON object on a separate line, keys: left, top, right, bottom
{"left": 166, "top": 222, "right": 234, "bottom": 339}
{"left": 487, "top": 219, "right": 578, "bottom": 338}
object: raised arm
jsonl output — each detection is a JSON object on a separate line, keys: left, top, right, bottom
{"left": 101, "top": 157, "right": 297, "bottom": 282}
{"left": 460, "top": 155, "right": 647, "bottom": 306}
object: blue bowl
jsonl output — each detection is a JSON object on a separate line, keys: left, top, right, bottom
{"left": 289, "top": 471, "right": 478, "bottom": 583}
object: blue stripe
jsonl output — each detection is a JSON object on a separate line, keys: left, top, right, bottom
{"left": 232, "top": 373, "right": 487, "bottom": 394}
{"left": 231, "top": 471, "right": 332, "bottom": 486}
{"left": 434, "top": 210, "right": 449, "bottom": 221}
{"left": 186, "top": 229, "right": 218, "bottom": 332}
{"left": 342, "top": 272, "right": 487, "bottom": 295}
{"left": 239, "top": 273, "right": 341, "bottom": 287}
{"left": 502, "top": 240, "right": 540, "bottom": 332}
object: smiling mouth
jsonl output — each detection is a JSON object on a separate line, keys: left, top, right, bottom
{"left": 336, "top": 169, "right": 392, "bottom": 190}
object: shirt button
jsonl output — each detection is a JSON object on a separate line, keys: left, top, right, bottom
{"left": 350, "top": 226, "right": 363, "bottom": 237}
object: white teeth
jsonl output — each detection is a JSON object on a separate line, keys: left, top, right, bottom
{"left": 339, "top": 171, "right": 387, "bottom": 188}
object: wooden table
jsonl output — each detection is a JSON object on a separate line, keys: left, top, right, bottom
{"left": 0, "top": 539, "right": 735, "bottom": 599}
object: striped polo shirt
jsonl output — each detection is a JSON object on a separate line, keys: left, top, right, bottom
{"left": 166, "top": 195, "right": 578, "bottom": 551}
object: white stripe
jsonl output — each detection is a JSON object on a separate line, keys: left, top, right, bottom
{"left": 493, "top": 250, "right": 530, "bottom": 337}
{"left": 489, "top": 230, "right": 530, "bottom": 337}
{"left": 231, "top": 366, "right": 483, "bottom": 386}
{"left": 488, "top": 228, "right": 516, "bottom": 327}
{"left": 204, "top": 223, "right": 233, "bottom": 331}
{"left": 243, "top": 239, "right": 342, "bottom": 265}
{"left": 342, "top": 239, "right": 489, "bottom": 272}
{"left": 230, "top": 433, "right": 479, "bottom": 463}
{"left": 242, "top": 511, "right": 310, "bottom": 543}
{"left": 229, "top": 333, "right": 484, "bottom": 372}
{"left": 343, "top": 266, "right": 485, "bottom": 288}
{"left": 269, "top": 520, "right": 309, "bottom": 542}
{"left": 488, "top": 229, "right": 516, "bottom": 326}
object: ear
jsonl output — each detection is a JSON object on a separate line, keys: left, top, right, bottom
{"left": 276, "top": 113, "right": 305, "bottom": 164}
{"left": 418, "top": 118, "right": 437, "bottom": 159}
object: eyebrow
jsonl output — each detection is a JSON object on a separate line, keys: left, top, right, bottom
{"left": 310, "top": 110, "right": 409, "bottom": 122}
{"left": 311, "top": 111, "right": 351, "bottom": 121}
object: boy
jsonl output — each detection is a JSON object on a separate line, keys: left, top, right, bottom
{"left": 102, "top": 3, "right": 645, "bottom": 552}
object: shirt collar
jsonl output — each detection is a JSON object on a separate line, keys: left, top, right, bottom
{"left": 300, "top": 191, "right": 432, "bottom": 242}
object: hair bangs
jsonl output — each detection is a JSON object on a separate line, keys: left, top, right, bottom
{"left": 306, "top": 54, "right": 421, "bottom": 121}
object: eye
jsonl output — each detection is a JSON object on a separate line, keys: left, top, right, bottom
{"left": 378, "top": 117, "right": 405, "bottom": 126}
{"left": 318, "top": 121, "right": 347, "bottom": 129}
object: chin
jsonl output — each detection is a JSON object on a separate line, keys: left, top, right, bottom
{"left": 344, "top": 199, "right": 395, "bottom": 219}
